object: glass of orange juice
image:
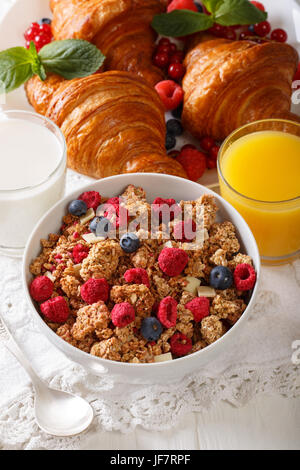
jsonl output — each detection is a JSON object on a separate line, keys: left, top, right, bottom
{"left": 217, "top": 119, "right": 300, "bottom": 265}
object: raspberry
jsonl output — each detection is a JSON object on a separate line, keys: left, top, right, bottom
{"left": 250, "top": 1, "right": 265, "bottom": 11}
{"left": 200, "top": 136, "right": 215, "bottom": 152}
{"left": 80, "top": 278, "right": 110, "bottom": 304}
{"left": 30, "top": 276, "right": 54, "bottom": 302}
{"left": 124, "top": 268, "right": 150, "bottom": 288}
{"left": 157, "top": 296, "right": 178, "bottom": 328}
{"left": 176, "top": 148, "right": 206, "bottom": 181}
{"left": 234, "top": 264, "right": 256, "bottom": 291}
{"left": 103, "top": 198, "right": 128, "bottom": 229}
{"left": 78, "top": 191, "right": 101, "bottom": 211}
{"left": 185, "top": 297, "right": 210, "bottom": 322}
{"left": 152, "top": 197, "right": 181, "bottom": 222}
{"left": 40, "top": 296, "right": 69, "bottom": 323}
{"left": 111, "top": 303, "right": 135, "bottom": 327}
{"left": 24, "top": 22, "right": 53, "bottom": 51}
{"left": 173, "top": 219, "right": 196, "bottom": 242}
{"left": 155, "top": 80, "right": 184, "bottom": 111}
{"left": 167, "top": 0, "right": 198, "bottom": 13}
{"left": 158, "top": 247, "right": 189, "bottom": 277}
{"left": 170, "top": 332, "right": 192, "bottom": 357}
{"left": 72, "top": 244, "right": 89, "bottom": 264}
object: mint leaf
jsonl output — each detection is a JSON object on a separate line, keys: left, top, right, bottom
{"left": 202, "top": 0, "right": 224, "bottom": 14}
{"left": 0, "top": 47, "right": 34, "bottom": 93}
{"left": 215, "top": 0, "right": 267, "bottom": 25}
{"left": 38, "top": 39, "right": 105, "bottom": 79}
{"left": 152, "top": 10, "right": 214, "bottom": 37}
{"left": 29, "top": 41, "right": 46, "bottom": 81}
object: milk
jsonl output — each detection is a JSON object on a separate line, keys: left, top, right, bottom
{"left": 0, "top": 112, "right": 66, "bottom": 256}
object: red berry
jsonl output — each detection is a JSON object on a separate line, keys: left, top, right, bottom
{"left": 206, "top": 157, "right": 217, "bottom": 169}
{"left": 294, "top": 62, "right": 300, "bottom": 82}
{"left": 185, "top": 297, "right": 210, "bottom": 322}
{"left": 111, "top": 302, "right": 135, "bottom": 327}
{"left": 170, "top": 332, "right": 192, "bottom": 357}
{"left": 173, "top": 219, "right": 196, "bottom": 242}
{"left": 234, "top": 264, "right": 256, "bottom": 291}
{"left": 153, "top": 52, "right": 170, "bottom": 69}
{"left": 124, "top": 268, "right": 150, "bottom": 288}
{"left": 223, "top": 28, "right": 237, "bottom": 41}
{"left": 200, "top": 136, "right": 215, "bottom": 152}
{"left": 24, "top": 21, "right": 52, "bottom": 51}
{"left": 40, "top": 296, "right": 69, "bottom": 323}
{"left": 72, "top": 244, "right": 89, "bottom": 264}
{"left": 181, "top": 144, "right": 197, "bottom": 151}
{"left": 80, "top": 278, "right": 110, "bottom": 304}
{"left": 250, "top": 1, "right": 265, "bottom": 11}
{"left": 170, "top": 50, "right": 185, "bottom": 63}
{"left": 176, "top": 148, "right": 206, "bottom": 181}
{"left": 169, "top": 43, "right": 177, "bottom": 53}
{"left": 157, "top": 44, "right": 171, "bottom": 56}
{"left": 152, "top": 197, "right": 181, "bottom": 221}
{"left": 239, "top": 31, "right": 249, "bottom": 40}
{"left": 209, "top": 23, "right": 226, "bottom": 37}
{"left": 158, "top": 38, "right": 171, "bottom": 47}
{"left": 155, "top": 80, "right": 184, "bottom": 111}
{"left": 79, "top": 191, "right": 101, "bottom": 211}
{"left": 209, "top": 145, "right": 220, "bottom": 160}
{"left": 30, "top": 276, "right": 54, "bottom": 302}
{"left": 168, "top": 62, "right": 185, "bottom": 80}
{"left": 254, "top": 21, "right": 271, "bottom": 37}
{"left": 157, "top": 296, "right": 178, "bottom": 328}
{"left": 158, "top": 247, "right": 189, "bottom": 277}
{"left": 271, "top": 28, "right": 288, "bottom": 43}
{"left": 167, "top": 0, "right": 198, "bottom": 13}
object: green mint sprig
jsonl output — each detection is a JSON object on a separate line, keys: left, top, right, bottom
{"left": 0, "top": 39, "right": 105, "bottom": 93}
{"left": 152, "top": 0, "right": 267, "bottom": 37}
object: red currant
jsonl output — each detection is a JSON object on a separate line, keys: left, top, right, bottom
{"left": 169, "top": 43, "right": 177, "bottom": 53}
{"left": 168, "top": 62, "right": 185, "bottom": 80}
{"left": 254, "top": 21, "right": 271, "bottom": 37}
{"left": 271, "top": 28, "right": 288, "bottom": 43}
{"left": 294, "top": 62, "right": 300, "bottom": 81}
{"left": 250, "top": 1, "right": 265, "bottom": 11}
{"left": 223, "top": 28, "right": 237, "bottom": 41}
{"left": 209, "top": 145, "right": 220, "bottom": 160}
{"left": 209, "top": 23, "right": 226, "bottom": 37}
{"left": 155, "top": 80, "right": 184, "bottom": 111}
{"left": 239, "top": 31, "right": 249, "bottom": 40}
{"left": 157, "top": 44, "right": 171, "bottom": 55}
{"left": 153, "top": 52, "right": 170, "bottom": 69}
{"left": 200, "top": 136, "right": 215, "bottom": 152}
{"left": 206, "top": 157, "right": 217, "bottom": 169}
{"left": 170, "top": 51, "right": 185, "bottom": 63}
{"left": 158, "top": 38, "right": 171, "bottom": 47}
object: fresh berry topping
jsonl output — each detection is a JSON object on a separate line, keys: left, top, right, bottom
{"left": 166, "top": 119, "right": 183, "bottom": 136}
{"left": 155, "top": 80, "right": 184, "bottom": 111}
{"left": 40, "top": 296, "right": 69, "bottom": 323}
{"left": 120, "top": 233, "right": 140, "bottom": 253}
{"left": 223, "top": 28, "right": 236, "bottom": 41}
{"left": 68, "top": 199, "right": 87, "bottom": 217}
{"left": 209, "top": 23, "right": 226, "bottom": 37}
{"left": 39, "top": 18, "right": 52, "bottom": 25}
{"left": 24, "top": 22, "right": 53, "bottom": 51}
{"left": 72, "top": 244, "right": 89, "bottom": 263}
{"left": 141, "top": 317, "right": 163, "bottom": 342}
{"left": 153, "top": 52, "right": 170, "bottom": 69}
{"left": 167, "top": 0, "right": 198, "bottom": 12}
{"left": 234, "top": 264, "right": 256, "bottom": 291}
{"left": 200, "top": 136, "right": 215, "bottom": 152}
{"left": 239, "top": 31, "right": 249, "bottom": 40}
{"left": 89, "top": 216, "right": 101, "bottom": 234}
{"left": 250, "top": 1, "right": 265, "bottom": 11}
{"left": 152, "top": 197, "right": 181, "bottom": 222}
{"left": 158, "top": 247, "right": 189, "bottom": 277}
{"left": 170, "top": 332, "right": 192, "bottom": 357}
{"left": 210, "top": 266, "right": 233, "bottom": 290}
{"left": 254, "top": 21, "right": 271, "bottom": 37}
{"left": 166, "top": 132, "right": 176, "bottom": 150}
{"left": 173, "top": 219, "right": 196, "bottom": 242}
{"left": 185, "top": 297, "right": 210, "bottom": 322}
{"left": 30, "top": 275, "right": 54, "bottom": 302}
{"left": 124, "top": 268, "right": 150, "bottom": 288}
{"left": 168, "top": 62, "right": 185, "bottom": 80}
{"left": 78, "top": 191, "right": 101, "bottom": 211}
{"left": 206, "top": 157, "right": 217, "bottom": 169}
{"left": 209, "top": 145, "right": 220, "bottom": 160}
{"left": 176, "top": 148, "right": 206, "bottom": 181}
{"left": 111, "top": 302, "right": 135, "bottom": 327}
{"left": 294, "top": 62, "right": 300, "bottom": 84}
{"left": 170, "top": 51, "right": 185, "bottom": 63}
{"left": 171, "top": 103, "right": 183, "bottom": 119}
{"left": 157, "top": 296, "right": 178, "bottom": 328}
{"left": 271, "top": 28, "right": 288, "bottom": 43}
{"left": 80, "top": 278, "right": 110, "bottom": 304}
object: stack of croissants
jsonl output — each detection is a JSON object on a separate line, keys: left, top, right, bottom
{"left": 25, "top": 0, "right": 299, "bottom": 180}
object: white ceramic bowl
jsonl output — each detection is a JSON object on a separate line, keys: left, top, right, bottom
{"left": 23, "top": 173, "right": 260, "bottom": 384}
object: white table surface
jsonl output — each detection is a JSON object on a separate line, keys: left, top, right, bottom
{"left": 0, "top": 0, "right": 300, "bottom": 451}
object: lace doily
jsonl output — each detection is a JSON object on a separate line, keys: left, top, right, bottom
{"left": 0, "top": 170, "right": 300, "bottom": 450}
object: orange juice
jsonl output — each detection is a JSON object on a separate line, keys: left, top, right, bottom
{"left": 219, "top": 128, "right": 300, "bottom": 262}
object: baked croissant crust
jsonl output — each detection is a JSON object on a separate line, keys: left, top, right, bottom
{"left": 182, "top": 34, "right": 300, "bottom": 141}
{"left": 49, "top": 0, "right": 167, "bottom": 86}
{"left": 25, "top": 71, "right": 186, "bottom": 179}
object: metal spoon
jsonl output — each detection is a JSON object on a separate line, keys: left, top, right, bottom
{"left": 0, "top": 314, "right": 94, "bottom": 437}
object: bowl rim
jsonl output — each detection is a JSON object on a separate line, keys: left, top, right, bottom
{"left": 22, "top": 173, "right": 261, "bottom": 369}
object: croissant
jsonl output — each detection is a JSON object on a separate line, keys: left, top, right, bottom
{"left": 25, "top": 71, "right": 186, "bottom": 179}
{"left": 182, "top": 34, "right": 300, "bottom": 141}
{"left": 49, "top": 0, "right": 167, "bottom": 86}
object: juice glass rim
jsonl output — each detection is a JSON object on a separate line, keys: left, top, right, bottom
{"left": 0, "top": 109, "right": 67, "bottom": 194}
{"left": 217, "top": 118, "right": 300, "bottom": 205}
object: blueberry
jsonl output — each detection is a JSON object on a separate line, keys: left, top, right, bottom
{"left": 166, "top": 132, "right": 176, "bottom": 151}
{"left": 141, "top": 317, "right": 163, "bottom": 342}
{"left": 166, "top": 119, "right": 183, "bottom": 136}
{"left": 39, "top": 18, "right": 52, "bottom": 24}
{"left": 194, "top": 2, "right": 203, "bottom": 12}
{"left": 248, "top": 24, "right": 255, "bottom": 33}
{"left": 68, "top": 199, "right": 87, "bottom": 217}
{"left": 171, "top": 103, "right": 183, "bottom": 119}
{"left": 120, "top": 233, "right": 140, "bottom": 253}
{"left": 89, "top": 217, "right": 100, "bottom": 234}
{"left": 210, "top": 266, "right": 233, "bottom": 290}
{"left": 96, "top": 217, "right": 112, "bottom": 238}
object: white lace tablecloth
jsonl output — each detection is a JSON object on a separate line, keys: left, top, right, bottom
{"left": 1, "top": 0, "right": 300, "bottom": 451}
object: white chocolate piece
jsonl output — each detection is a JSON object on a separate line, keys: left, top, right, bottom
{"left": 44, "top": 271, "right": 55, "bottom": 282}
{"left": 154, "top": 353, "right": 173, "bottom": 363}
{"left": 80, "top": 208, "right": 95, "bottom": 225}
{"left": 183, "top": 276, "right": 201, "bottom": 294}
{"left": 197, "top": 286, "right": 216, "bottom": 297}
{"left": 82, "top": 233, "right": 105, "bottom": 244}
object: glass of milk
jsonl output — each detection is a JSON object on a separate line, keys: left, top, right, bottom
{"left": 0, "top": 110, "right": 67, "bottom": 257}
